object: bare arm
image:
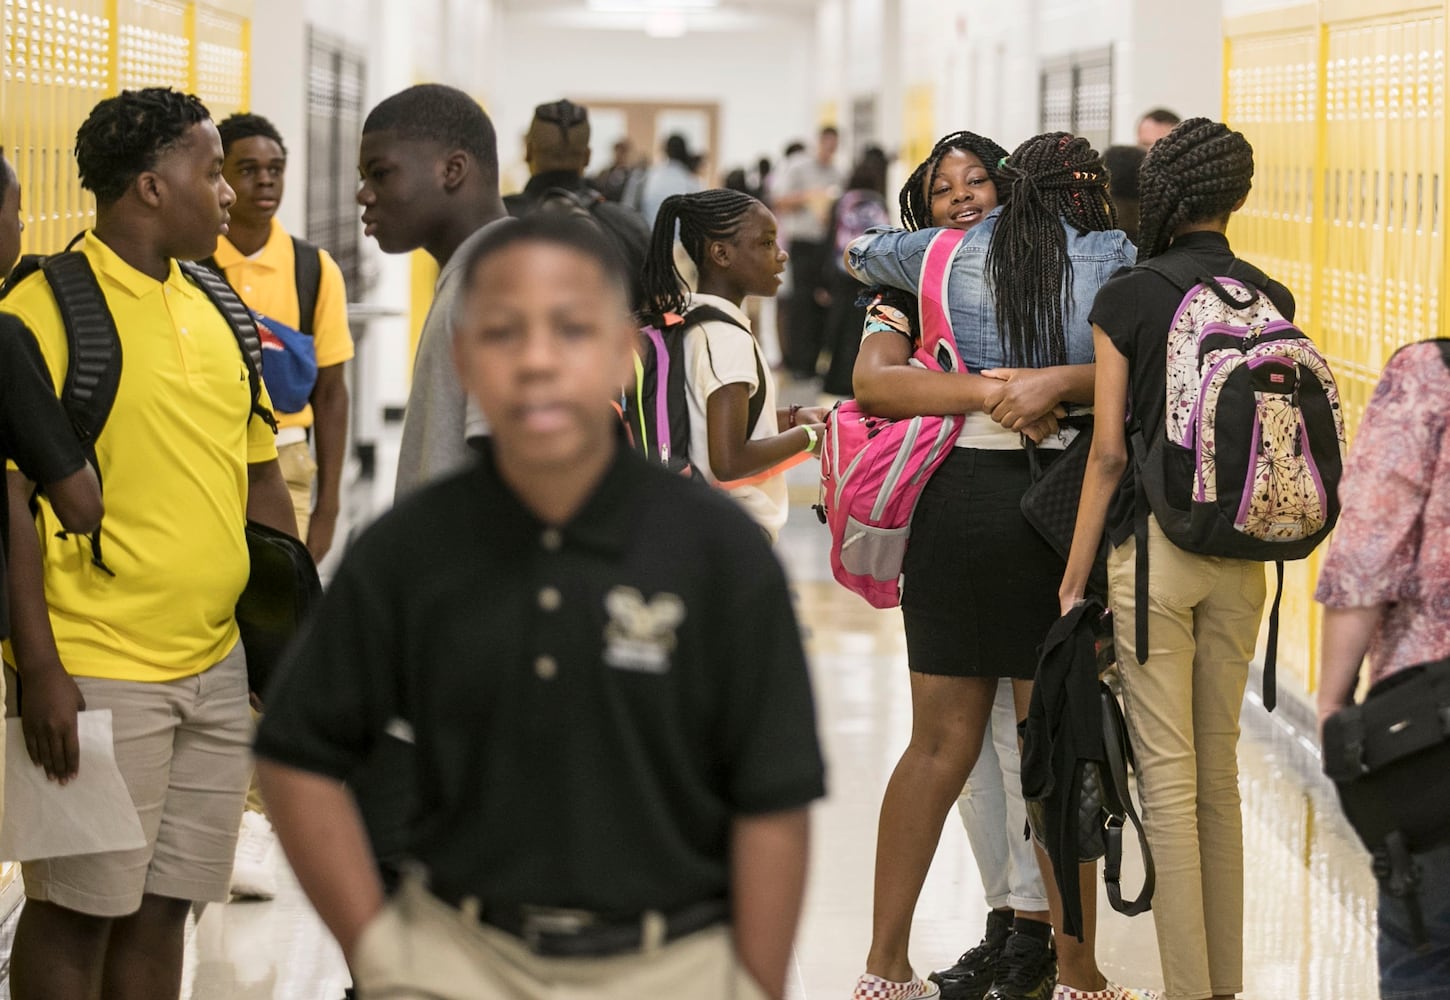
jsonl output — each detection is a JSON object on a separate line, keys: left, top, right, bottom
{"left": 307, "top": 364, "right": 349, "bottom": 561}
{"left": 706, "top": 384, "right": 820, "bottom": 482}
{"left": 853, "top": 333, "right": 1061, "bottom": 441}
{"left": 1318, "top": 607, "right": 1380, "bottom": 730}
{"left": 852, "top": 331, "right": 999, "bottom": 418}
{"left": 257, "top": 760, "right": 385, "bottom": 959}
{"left": 41, "top": 465, "right": 102, "bottom": 535}
{"left": 247, "top": 459, "right": 300, "bottom": 539}
{"left": 980, "top": 364, "right": 1097, "bottom": 432}
{"left": 1059, "top": 328, "right": 1129, "bottom": 613}
{"left": 7, "top": 470, "right": 84, "bottom": 782}
{"left": 731, "top": 808, "right": 810, "bottom": 999}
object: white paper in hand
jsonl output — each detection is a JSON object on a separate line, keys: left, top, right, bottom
{"left": 0, "top": 709, "right": 147, "bottom": 861}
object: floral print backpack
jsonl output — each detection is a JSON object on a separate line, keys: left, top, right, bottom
{"left": 1129, "top": 254, "right": 1346, "bottom": 709}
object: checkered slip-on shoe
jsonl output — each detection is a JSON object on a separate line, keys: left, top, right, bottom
{"left": 852, "top": 972, "right": 943, "bottom": 999}
{"left": 1051, "top": 983, "right": 1160, "bottom": 1000}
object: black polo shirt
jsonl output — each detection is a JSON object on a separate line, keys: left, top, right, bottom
{"left": 1088, "top": 231, "right": 1296, "bottom": 546}
{"left": 0, "top": 315, "right": 88, "bottom": 638}
{"left": 255, "top": 440, "right": 826, "bottom": 913}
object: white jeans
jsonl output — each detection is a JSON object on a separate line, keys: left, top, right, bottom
{"left": 957, "top": 680, "right": 1048, "bottom": 913}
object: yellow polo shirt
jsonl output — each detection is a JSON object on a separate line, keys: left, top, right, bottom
{"left": 1, "top": 232, "right": 279, "bottom": 682}
{"left": 212, "top": 220, "right": 354, "bottom": 429}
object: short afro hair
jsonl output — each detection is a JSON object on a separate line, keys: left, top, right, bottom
{"left": 363, "top": 84, "right": 498, "bottom": 179}
{"left": 218, "top": 112, "right": 287, "bottom": 157}
{"left": 75, "top": 88, "right": 211, "bottom": 206}
{"left": 0, "top": 150, "right": 11, "bottom": 205}
{"left": 453, "top": 215, "right": 630, "bottom": 331}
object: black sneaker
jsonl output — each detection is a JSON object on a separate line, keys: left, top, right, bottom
{"left": 928, "top": 909, "right": 1012, "bottom": 1000}
{"left": 982, "top": 931, "right": 1057, "bottom": 1000}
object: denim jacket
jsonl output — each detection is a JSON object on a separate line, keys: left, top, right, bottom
{"left": 846, "top": 209, "right": 1137, "bottom": 369}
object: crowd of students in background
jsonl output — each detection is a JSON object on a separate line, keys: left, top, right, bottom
{"left": 0, "top": 81, "right": 1443, "bottom": 1000}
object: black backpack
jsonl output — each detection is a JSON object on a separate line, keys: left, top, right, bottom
{"left": 0, "top": 245, "right": 318, "bottom": 696}
{"left": 1127, "top": 255, "right": 1346, "bottom": 711}
{"left": 623, "top": 305, "right": 766, "bottom": 477}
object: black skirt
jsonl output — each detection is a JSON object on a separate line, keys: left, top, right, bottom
{"left": 900, "top": 448, "right": 1065, "bottom": 679}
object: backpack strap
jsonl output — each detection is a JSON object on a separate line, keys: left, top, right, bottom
{"left": 26, "top": 252, "right": 122, "bottom": 575}
{"left": 1129, "top": 428, "right": 1151, "bottom": 665}
{"left": 1139, "top": 253, "right": 1263, "bottom": 311}
{"left": 681, "top": 304, "right": 769, "bottom": 436}
{"left": 917, "top": 229, "right": 968, "bottom": 371}
{"left": 291, "top": 237, "right": 323, "bottom": 337}
{"left": 178, "top": 260, "right": 278, "bottom": 433}
{"left": 38, "top": 253, "right": 124, "bottom": 450}
{"left": 1263, "top": 561, "right": 1284, "bottom": 712}
{"left": 1101, "top": 683, "right": 1155, "bottom": 916}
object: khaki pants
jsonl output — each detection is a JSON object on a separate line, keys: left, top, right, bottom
{"left": 277, "top": 439, "right": 316, "bottom": 542}
{"left": 351, "top": 877, "right": 767, "bottom": 1000}
{"left": 1107, "top": 517, "right": 1266, "bottom": 1000}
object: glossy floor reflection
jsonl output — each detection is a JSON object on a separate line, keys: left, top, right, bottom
{"left": 163, "top": 464, "right": 1378, "bottom": 999}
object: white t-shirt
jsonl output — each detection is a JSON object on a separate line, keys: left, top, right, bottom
{"left": 682, "top": 293, "right": 789, "bottom": 540}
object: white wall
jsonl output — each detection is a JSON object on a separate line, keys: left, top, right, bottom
{"left": 491, "top": 11, "right": 818, "bottom": 183}
{"left": 1127, "top": 0, "right": 1224, "bottom": 138}
{"left": 837, "top": 0, "right": 1227, "bottom": 160}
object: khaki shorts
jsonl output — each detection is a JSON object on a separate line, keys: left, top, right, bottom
{"left": 278, "top": 439, "right": 317, "bottom": 540}
{"left": 21, "top": 642, "right": 253, "bottom": 917}
{"left": 352, "top": 876, "right": 768, "bottom": 1000}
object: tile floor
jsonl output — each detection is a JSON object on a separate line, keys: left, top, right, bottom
{"left": 5, "top": 457, "right": 1384, "bottom": 999}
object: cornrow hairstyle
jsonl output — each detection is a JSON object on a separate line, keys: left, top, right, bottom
{"left": 986, "top": 132, "right": 1117, "bottom": 368}
{"left": 363, "top": 84, "right": 499, "bottom": 181}
{"left": 1136, "top": 118, "right": 1254, "bottom": 262}
{"left": 75, "top": 88, "right": 211, "bottom": 206}
{"left": 218, "top": 112, "right": 287, "bottom": 157}
{"left": 639, "top": 188, "right": 761, "bottom": 316}
{"left": 898, "top": 130, "right": 1010, "bottom": 232}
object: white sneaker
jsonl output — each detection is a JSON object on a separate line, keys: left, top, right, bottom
{"left": 228, "top": 810, "right": 278, "bottom": 900}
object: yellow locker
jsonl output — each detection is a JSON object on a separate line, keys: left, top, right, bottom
{"left": 1, "top": 0, "right": 252, "bottom": 257}
{"left": 1223, "top": 3, "right": 1447, "bottom": 698}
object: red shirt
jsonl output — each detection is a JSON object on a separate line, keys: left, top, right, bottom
{"left": 1315, "top": 341, "right": 1450, "bottom": 681}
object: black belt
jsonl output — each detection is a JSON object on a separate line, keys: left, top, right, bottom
{"left": 469, "top": 898, "right": 730, "bottom": 958}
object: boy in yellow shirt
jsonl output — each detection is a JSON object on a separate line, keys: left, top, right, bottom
{"left": 2, "top": 88, "right": 295, "bottom": 1000}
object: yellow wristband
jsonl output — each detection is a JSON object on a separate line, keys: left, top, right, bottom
{"left": 802, "top": 424, "right": 818, "bottom": 453}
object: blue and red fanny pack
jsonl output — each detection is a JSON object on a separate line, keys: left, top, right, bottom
{"left": 253, "top": 312, "right": 319, "bottom": 414}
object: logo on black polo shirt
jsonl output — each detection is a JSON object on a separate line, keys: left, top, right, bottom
{"left": 603, "top": 587, "right": 686, "bottom": 674}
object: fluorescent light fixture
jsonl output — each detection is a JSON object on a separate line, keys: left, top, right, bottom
{"left": 587, "top": 0, "right": 719, "bottom": 11}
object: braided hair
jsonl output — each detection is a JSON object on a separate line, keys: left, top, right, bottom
{"left": 986, "top": 132, "right": 1116, "bottom": 367}
{"left": 899, "top": 131, "right": 1009, "bottom": 232}
{"left": 1136, "top": 118, "right": 1254, "bottom": 261}
{"left": 639, "top": 189, "right": 761, "bottom": 316}
{"left": 75, "top": 88, "right": 211, "bottom": 205}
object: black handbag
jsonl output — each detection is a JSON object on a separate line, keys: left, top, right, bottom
{"left": 1025, "top": 678, "right": 1156, "bottom": 916}
{"left": 1322, "top": 657, "right": 1450, "bottom": 943}
{"left": 235, "top": 520, "right": 322, "bottom": 699}
{"left": 1021, "top": 417, "right": 1108, "bottom": 600}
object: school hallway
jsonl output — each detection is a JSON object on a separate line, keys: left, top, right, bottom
{"left": 64, "top": 451, "right": 1378, "bottom": 1000}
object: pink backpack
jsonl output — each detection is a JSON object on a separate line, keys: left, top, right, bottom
{"left": 815, "top": 229, "right": 969, "bottom": 608}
